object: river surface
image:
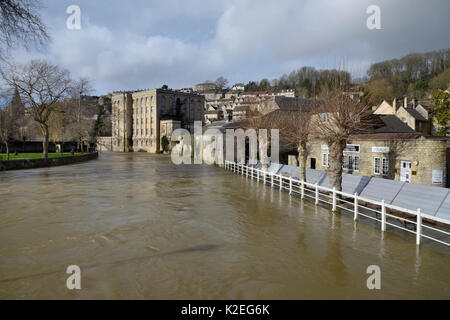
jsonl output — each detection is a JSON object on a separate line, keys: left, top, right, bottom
{"left": 0, "top": 153, "right": 449, "bottom": 299}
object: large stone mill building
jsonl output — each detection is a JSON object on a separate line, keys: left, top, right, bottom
{"left": 109, "top": 88, "right": 205, "bottom": 153}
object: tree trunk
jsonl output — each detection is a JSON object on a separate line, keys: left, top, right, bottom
{"left": 42, "top": 124, "right": 49, "bottom": 159}
{"left": 298, "top": 142, "right": 307, "bottom": 182}
{"left": 6, "top": 141, "right": 9, "bottom": 160}
{"left": 328, "top": 140, "right": 346, "bottom": 192}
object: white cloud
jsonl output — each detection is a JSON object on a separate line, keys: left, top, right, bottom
{"left": 15, "top": 0, "right": 450, "bottom": 94}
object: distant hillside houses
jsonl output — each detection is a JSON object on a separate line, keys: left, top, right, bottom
{"left": 194, "top": 82, "right": 297, "bottom": 123}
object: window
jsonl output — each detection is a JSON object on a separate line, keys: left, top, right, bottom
{"left": 322, "top": 153, "right": 329, "bottom": 167}
{"left": 374, "top": 157, "right": 381, "bottom": 175}
{"left": 374, "top": 157, "right": 388, "bottom": 175}
{"left": 319, "top": 113, "right": 331, "bottom": 122}
{"left": 343, "top": 155, "right": 359, "bottom": 171}
{"left": 343, "top": 155, "right": 349, "bottom": 170}
{"left": 354, "top": 156, "right": 360, "bottom": 171}
{"left": 382, "top": 157, "right": 389, "bottom": 176}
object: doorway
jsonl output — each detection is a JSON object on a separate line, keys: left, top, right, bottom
{"left": 400, "top": 161, "right": 412, "bottom": 183}
{"left": 311, "top": 158, "right": 316, "bottom": 170}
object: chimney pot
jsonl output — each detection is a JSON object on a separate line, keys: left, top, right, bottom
{"left": 404, "top": 96, "right": 408, "bottom": 109}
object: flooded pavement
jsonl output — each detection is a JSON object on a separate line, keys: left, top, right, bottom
{"left": 0, "top": 152, "right": 449, "bottom": 299}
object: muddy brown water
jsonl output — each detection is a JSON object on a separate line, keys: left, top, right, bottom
{"left": 0, "top": 153, "right": 449, "bottom": 299}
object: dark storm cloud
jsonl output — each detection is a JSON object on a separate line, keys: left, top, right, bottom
{"left": 19, "top": 0, "right": 450, "bottom": 94}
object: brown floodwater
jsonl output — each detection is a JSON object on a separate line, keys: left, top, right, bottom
{"left": 0, "top": 152, "right": 449, "bottom": 299}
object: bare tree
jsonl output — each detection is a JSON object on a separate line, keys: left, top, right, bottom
{"left": 242, "top": 109, "right": 282, "bottom": 170}
{"left": 67, "top": 78, "right": 94, "bottom": 151}
{"left": 215, "top": 76, "right": 229, "bottom": 91}
{"left": 315, "top": 94, "right": 376, "bottom": 191}
{"left": 0, "top": 107, "right": 13, "bottom": 159}
{"left": 1, "top": 60, "right": 72, "bottom": 158}
{"left": 0, "top": 86, "right": 25, "bottom": 159}
{"left": 0, "top": 0, "right": 49, "bottom": 58}
{"left": 279, "top": 109, "right": 313, "bottom": 181}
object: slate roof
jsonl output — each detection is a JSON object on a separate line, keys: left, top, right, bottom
{"left": 405, "top": 108, "right": 428, "bottom": 121}
{"left": 376, "top": 115, "right": 416, "bottom": 133}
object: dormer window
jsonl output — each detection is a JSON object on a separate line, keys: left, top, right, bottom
{"left": 319, "top": 113, "right": 331, "bottom": 122}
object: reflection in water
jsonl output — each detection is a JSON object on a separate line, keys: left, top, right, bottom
{"left": 0, "top": 153, "right": 449, "bottom": 299}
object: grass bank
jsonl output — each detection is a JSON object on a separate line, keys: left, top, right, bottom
{"left": 0, "top": 153, "right": 85, "bottom": 161}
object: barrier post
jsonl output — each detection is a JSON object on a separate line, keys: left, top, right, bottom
{"left": 354, "top": 193, "right": 358, "bottom": 221}
{"left": 416, "top": 208, "right": 422, "bottom": 246}
{"left": 271, "top": 174, "right": 274, "bottom": 188}
{"left": 315, "top": 184, "right": 319, "bottom": 205}
{"left": 289, "top": 177, "right": 292, "bottom": 194}
{"left": 332, "top": 188, "right": 337, "bottom": 212}
{"left": 381, "top": 200, "right": 386, "bottom": 232}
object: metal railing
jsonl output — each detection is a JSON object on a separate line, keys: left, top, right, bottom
{"left": 224, "top": 161, "right": 450, "bottom": 248}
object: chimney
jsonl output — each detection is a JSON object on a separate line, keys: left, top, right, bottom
{"left": 404, "top": 96, "right": 408, "bottom": 109}
{"left": 393, "top": 99, "right": 397, "bottom": 113}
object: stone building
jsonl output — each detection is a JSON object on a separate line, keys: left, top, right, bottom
{"left": 111, "top": 88, "right": 204, "bottom": 153}
{"left": 374, "top": 97, "right": 432, "bottom": 136}
{"left": 305, "top": 115, "right": 448, "bottom": 187}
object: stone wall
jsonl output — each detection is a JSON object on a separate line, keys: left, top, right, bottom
{"left": 0, "top": 152, "right": 98, "bottom": 171}
{"left": 306, "top": 138, "right": 447, "bottom": 187}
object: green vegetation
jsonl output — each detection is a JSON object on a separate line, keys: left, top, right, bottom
{"left": 0, "top": 153, "right": 85, "bottom": 161}
{"left": 362, "top": 49, "right": 450, "bottom": 104}
{"left": 430, "top": 90, "right": 450, "bottom": 136}
{"left": 243, "top": 48, "right": 449, "bottom": 103}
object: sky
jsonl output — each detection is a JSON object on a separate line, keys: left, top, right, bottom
{"left": 10, "top": 0, "right": 450, "bottom": 95}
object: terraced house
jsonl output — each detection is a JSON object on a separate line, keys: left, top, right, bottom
{"left": 306, "top": 115, "right": 448, "bottom": 187}
{"left": 111, "top": 88, "right": 204, "bottom": 153}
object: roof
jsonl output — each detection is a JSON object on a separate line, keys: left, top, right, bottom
{"left": 349, "top": 132, "right": 422, "bottom": 140}
{"left": 204, "top": 120, "right": 245, "bottom": 132}
{"left": 404, "top": 108, "right": 428, "bottom": 121}
{"left": 298, "top": 98, "right": 325, "bottom": 111}
{"left": 375, "top": 115, "right": 416, "bottom": 133}
{"left": 242, "top": 91, "right": 268, "bottom": 96}
{"left": 234, "top": 106, "right": 249, "bottom": 112}
{"left": 274, "top": 97, "right": 298, "bottom": 110}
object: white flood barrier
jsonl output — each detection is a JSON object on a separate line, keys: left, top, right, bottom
{"left": 225, "top": 161, "right": 450, "bottom": 248}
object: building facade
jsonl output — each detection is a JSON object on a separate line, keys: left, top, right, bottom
{"left": 306, "top": 135, "right": 448, "bottom": 187}
{"left": 111, "top": 89, "right": 204, "bottom": 153}
{"left": 373, "top": 97, "right": 432, "bottom": 136}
